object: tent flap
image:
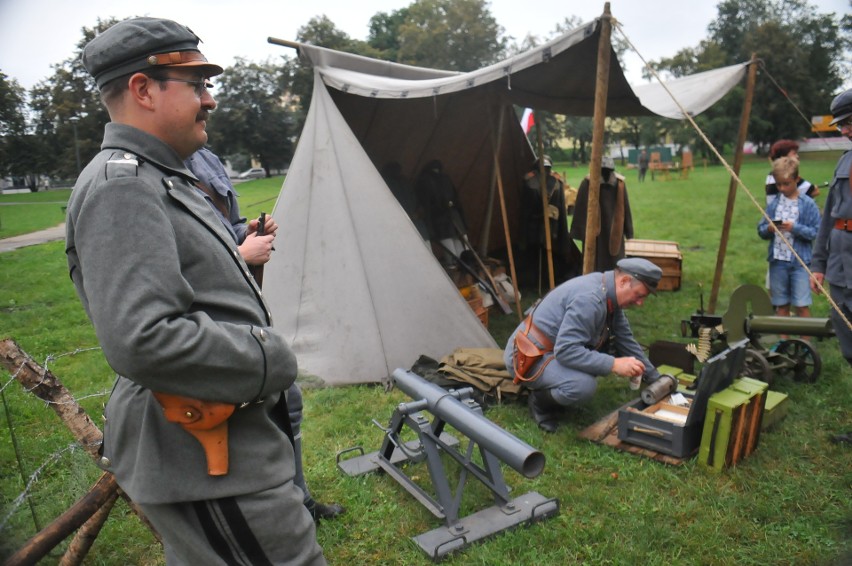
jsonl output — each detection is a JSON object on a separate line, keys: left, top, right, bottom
{"left": 265, "top": 79, "right": 497, "bottom": 386}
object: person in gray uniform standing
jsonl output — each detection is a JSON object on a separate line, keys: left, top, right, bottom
{"left": 504, "top": 258, "right": 662, "bottom": 432}
{"left": 811, "top": 88, "right": 852, "bottom": 366}
{"left": 65, "top": 17, "right": 325, "bottom": 564}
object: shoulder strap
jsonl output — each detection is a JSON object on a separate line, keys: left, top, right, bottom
{"left": 104, "top": 151, "right": 140, "bottom": 179}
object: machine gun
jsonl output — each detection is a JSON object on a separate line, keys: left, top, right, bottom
{"left": 337, "top": 369, "right": 558, "bottom": 561}
{"left": 681, "top": 284, "right": 833, "bottom": 384}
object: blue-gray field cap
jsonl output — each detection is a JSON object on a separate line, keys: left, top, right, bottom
{"left": 83, "top": 17, "right": 224, "bottom": 88}
{"left": 829, "top": 88, "right": 852, "bottom": 126}
{"left": 617, "top": 258, "right": 662, "bottom": 293}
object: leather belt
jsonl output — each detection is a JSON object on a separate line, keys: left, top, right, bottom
{"left": 834, "top": 219, "right": 852, "bottom": 231}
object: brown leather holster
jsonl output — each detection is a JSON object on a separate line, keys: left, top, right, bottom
{"left": 153, "top": 392, "right": 235, "bottom": 476}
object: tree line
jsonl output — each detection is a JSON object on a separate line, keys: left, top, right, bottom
{"left": 0, "top": 0, "right": 848, "bottom": 189}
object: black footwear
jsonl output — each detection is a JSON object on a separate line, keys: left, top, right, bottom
{"left": 830, "top": 432, "right": 852, "bottom": 445}
{"left": 306, "top": 500, "right": 346, "bottom": 522}
{"left": 528, "top": 389, "right": 562, "bottom": 433}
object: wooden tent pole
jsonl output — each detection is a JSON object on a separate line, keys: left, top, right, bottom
{"left": 480, "top": 171, "right": 496, "bottom": 257}
{"left": 535, "top": 112, "right": 556, "bottom": 290}
{"left": 708, "top": 53, "right": 759, "bottom": 313}
{"left": 492, "top": 106, "right": 524, "bottom": 320}
{"left": 480, "top": 114, "right": 502, "bottom": 257}
{"left": 583, "top": 2, "right": 613, "bottom": 275}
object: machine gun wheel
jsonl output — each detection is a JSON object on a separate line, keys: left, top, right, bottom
{"left": 743, "top": 350, "right": 772, "bottom": 384}
{"left": 775, "top": 339, "right": 821, "bottom": 383}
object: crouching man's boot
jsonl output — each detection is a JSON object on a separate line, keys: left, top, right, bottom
{"left": 528, "top": 388, "right": 562, "bottom": 433}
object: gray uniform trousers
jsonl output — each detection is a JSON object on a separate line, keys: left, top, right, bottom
{"left": 140, "top": 480, "right": 324, "bottom": 566}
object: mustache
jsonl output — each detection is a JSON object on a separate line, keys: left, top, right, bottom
{"left": 196, "top": 110, "right": 212, "bottom": 122}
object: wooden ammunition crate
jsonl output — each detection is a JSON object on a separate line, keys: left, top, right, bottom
{"left": 624, "top": 239, "right": 682, "bottom": 291}
{"left": 460, "top": 285, "right": 489, "bottom": 329}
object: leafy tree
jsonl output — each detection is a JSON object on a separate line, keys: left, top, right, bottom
{"left": 394, "top": 0, "right": 506, "bottom": 71}
{"left": 27, "top": 19, "right": 115, "bottom": 180}
{"left": 367, "top": 8, "right": 411, "bottom": 61}
{"left": 207, "top": 58, "right": 294, "bottom": 175}
{"left": 651, "top": 0, "right": 848, "bottom": 156}
{"left": 0, "top": 72, "right": 30, "bottom": 180}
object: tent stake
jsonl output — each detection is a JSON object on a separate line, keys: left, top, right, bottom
{"left": 708, "top": 53, "right": 758, "bottom": 313}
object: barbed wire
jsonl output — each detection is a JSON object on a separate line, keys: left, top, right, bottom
{"left": 1, "top": 345, "right": 111, "bottom": 539}
{"left": 0, "top": 442, "right": 81, "bottom": 532}
{"left": 1, "top": 346, "right": 110, "bottom": 404}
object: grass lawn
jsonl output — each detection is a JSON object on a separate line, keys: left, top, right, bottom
{"left": 0, "top": 156, "right": 850, "bottom": 565}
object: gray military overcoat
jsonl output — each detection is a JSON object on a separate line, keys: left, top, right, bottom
{"left": 66, "top": 123, "right": 298, "bottom": 504}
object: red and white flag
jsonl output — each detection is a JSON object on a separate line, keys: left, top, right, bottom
{"left": 520, "top": 108, "right": 535, "bottom": 134}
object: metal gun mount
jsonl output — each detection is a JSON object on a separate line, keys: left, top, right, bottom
{"left": 337, "top": 369, "right": 558, "bottom": 561}
{"left": 682, "top": 284, "right": 834, "bottom": 384}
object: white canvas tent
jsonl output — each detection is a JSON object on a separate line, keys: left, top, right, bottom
{"left": 264, "top": 17, "right": 749, "bottom": 386}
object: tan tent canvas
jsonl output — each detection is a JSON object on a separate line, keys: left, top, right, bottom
{"left": 264, "top": 18, "right": 749, "bottom": 385}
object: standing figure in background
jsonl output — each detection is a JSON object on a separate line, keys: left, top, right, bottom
{"left": 765, "top": 139, "right": 819, "bottom": 205}
{"left": 757, "top": 156, "right": 820, "bottom": 331}
{"left": 381, "top": 161, "right": 430, "bottom": 243}
{"left": 638, "top": 150, "right": 649, "bottom": 183}
{"left": 570, "top": 156, "right": 634, "bottom": 272}
{"left": 518, "top": 155, "right": 578, "bottom": 287}
{"left": 416, "top": 159, "right": 467, "bottom": 264}
{"left": 187, "top": 147, "right": 345, "bottom": 522}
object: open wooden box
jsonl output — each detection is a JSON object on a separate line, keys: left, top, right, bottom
{"left": 617, "top": 341, "right": 748, "bottom": 458}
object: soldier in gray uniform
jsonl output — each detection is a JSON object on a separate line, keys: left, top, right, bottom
{"left": 811, "top": 88, "right": 852, "bottom": 366}
{"left": 65, "top": 17, "right": 325, "bottom": 564}
{"left": 504, "top": 258, "right": 662, "bottom": 432}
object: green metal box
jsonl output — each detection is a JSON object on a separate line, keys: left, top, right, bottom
{"left": 698, "top": 379, "right": 767, "bottom": 472}
{"left": 761, "top": 390, "right": 790, "bottom": 431}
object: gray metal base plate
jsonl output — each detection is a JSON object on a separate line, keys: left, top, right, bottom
{"left": 412, "top": 491, "right": 559, "bottom": 561}
{"left": 337, "top": 433, "right": 460, "bottom": 477}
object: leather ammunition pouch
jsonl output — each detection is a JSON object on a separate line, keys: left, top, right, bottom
{"left": 512, "top": 311, "right": 554, "bottom": 385}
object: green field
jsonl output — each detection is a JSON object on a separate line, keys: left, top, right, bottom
{"left": 1, "top": 156, "right": 850, "bottom": 565}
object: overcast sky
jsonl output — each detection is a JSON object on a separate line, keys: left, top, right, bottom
{"left": 0, "top": 0, "right": 848, "bottom": 92}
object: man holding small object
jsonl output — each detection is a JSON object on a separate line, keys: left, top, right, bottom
{"left": 504, "top": 257, "right": 663, "bottom": 432}
{"left": 187, "top": 147, "right": 345, "bottom": 521}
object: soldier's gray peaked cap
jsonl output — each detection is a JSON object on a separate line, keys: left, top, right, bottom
{"left": 83, "top": 17, "right": 224, "bottom": 88}
{"left": 829, "top": 88, "right": 852, "bottom": 126}
{"left": 617, "top": 258, "right": 662, "bottom": 293}
{"left": 601, "top": 156, "right": 615, "bottom": 169}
